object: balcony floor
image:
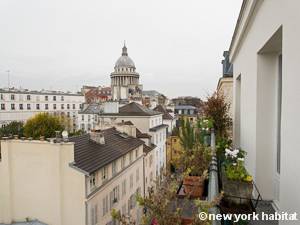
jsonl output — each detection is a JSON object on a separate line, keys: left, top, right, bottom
{"left": 249, "top": 201, "right": 278, "bottom": 225}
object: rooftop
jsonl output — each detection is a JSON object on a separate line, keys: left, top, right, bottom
{"left": 79, "top": 103, "right": 103, "bottom": 114}
{"left": 153, "top": 105, "right": 174, "bottom": 120}
{"left": 69, "top": 128, "right": 144, "bottom": 174}
{"left": 102, "top": 102, "right": 162, "bottom": 117}
{"left": 0, "top": 87, "right": 83, "bottom": 96}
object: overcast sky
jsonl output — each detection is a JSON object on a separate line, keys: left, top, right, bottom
{"left": 0, "top": 0, "right": 241, "bottom": 98}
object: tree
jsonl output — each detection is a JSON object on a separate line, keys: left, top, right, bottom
{"left": 24, "top": 113, "right": 65, "bottom": 139}
{"left": 179, "top": 118, "right": 197, "bottom": 151}
{"left": 202, "top": 92, "right": 232, "bottom": 139}
{"left": 0, "top": 121, "right": 24, "bottom": 137}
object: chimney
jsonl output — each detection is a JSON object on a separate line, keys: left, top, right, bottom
{"left": 90, "top": 132, "right": 105, "bottom": 145}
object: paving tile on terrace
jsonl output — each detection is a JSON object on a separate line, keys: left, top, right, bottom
{"left": 249, "top": 201, "right": 278, "bottom": 225}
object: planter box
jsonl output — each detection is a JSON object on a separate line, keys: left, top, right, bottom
{"left": 182, "top": 176, "right": 204, "bottom": 198}
{"left": 221, "top": 168, "right": 253, "bottom": 205}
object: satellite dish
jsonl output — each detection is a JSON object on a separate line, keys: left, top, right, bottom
{"left": 62, "top": 130, "right": 68, "bottom": 139}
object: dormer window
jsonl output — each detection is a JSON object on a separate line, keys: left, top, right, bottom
{"left": 89, "top": 173, "right": 96, "bottom": 190}
{"left": 102, "top": 166, "right": 108, "bottom": 181}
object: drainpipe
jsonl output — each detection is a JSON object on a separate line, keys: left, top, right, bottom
{"left": 208, "top": 129, "right": 221, "bottom": 225}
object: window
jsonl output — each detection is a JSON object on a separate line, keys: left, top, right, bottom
{"left": 89, "top": 173, "right": 96, "bottom": 190}
{"left": 112, "top": 161, "right": 117, "bottom": 175}
{"left": 45, "top": 95, "right": 48, "bottom": 101}
{"left": 130, "top": 174, "right": 133, "bottom": 189}
{"left": 122, "top": 179, "right": 126, "bottom": 196}
{"left": 102, "top": 166, "right": 108, "bottom": 181}
{"left": 136, "top": 168, "right": 139, "bottom": 182}
{"left": 121, "top": 156, "right": 125, "bottom": 169}
{"left": 122, "top": 204, "right": 127, "bottom": 215}
{"left": 150, "top": 172, "right": 153, "bottom": 182}
{"left": 102, "top": 195, "right": 109, "bottom": 216}
{"left": 135, "top": 149, "right": 138, "bottom": 158}
{"left": 53, "top": 96, "right": 56, "bottom": 101}
{"left": 61, "top": 104, "right": 64, "bottom": 109}
{"left": 67, "top": 104, "right": 70, "bottom": 109}
{"left": 61, "top": 96, "right": 64, "bottom": 101}
{"left": 19, "top": 104, "right": 23, "bottom": 110}
{"left": 27, "top": 104, "right": 31, "bottom": 110}
{"left": 0, "top": 94, "right": 3, "bottom": 100}
{"left": 53, "top": 104, "right": 56, "bottom": 110}
{"left": 0, "top": 104, "right": 5, "bottom": 110}
{"left": 11, "top": 104, "right": 15, "bottom": 110}
{"left": 129, "top": 151, "right": 133, "bottom": 163}
{"left": 112, "top": 186, "right": 120, "bottom": 203}
{"left": 10, "top": 94, "right": 15, "bottom": 100}
{"left": 45, "top": 104, "right": 48, "bottom": 110}
{"left": 73, "top": 104, "right": 75, "bottom": 109}
{"left": 91, "top": 204, "right": 98, "bottom": 225}
{"left": 149, "top": 155, "right": 153, "bottom": 166}
{"left": 36, "top": 104, "right": 40, "bottom": 110}
{"left": 88, "top": 115, "right": 91, "bottom": 122}
{"left": 27, "top": 95, "right": 31, "bottom": 100}
{"left": 82, "top": 115, "right": 84, "bottom": 121}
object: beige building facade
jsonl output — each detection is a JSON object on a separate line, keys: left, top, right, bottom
{"left": 0, "top": 127, "right": 149, "bottom": 225}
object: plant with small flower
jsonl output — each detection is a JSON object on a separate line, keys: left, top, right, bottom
{"left": 224, "top": 148, "right": 252, "bottom": 182}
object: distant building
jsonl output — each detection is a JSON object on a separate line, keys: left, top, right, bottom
{"left": 97, "top": 102, "right": 168, "bottom": 177}
{"left": 0, "top": 128, "right": 147, "bottom": 225}
{"left": 217, "top": 51, "right": 233, "bottom": 118}
{"left": 84, "top": 86, "right": 112, "bottom": 103}
{"left": 174, "top": 105, "right": 198, "bottom": 124}
{"left": 111, "top": 44, "right": 143, "bottom": 102}
{"left": 77, "top": 103, "right": 103, "bottom": 132}
{"left": 153, "top": 105, "right": 176, "bottom": 134}
{"left": 0, "top": 88, "right": 84, "bottom": 130}
{"left": 142, "top": 90, "right": 167, "bottom": 109}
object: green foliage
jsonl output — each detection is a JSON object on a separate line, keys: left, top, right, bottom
{"left": 178, "top": 144, "right": 211, "bottom": 177}
{"left": 179, "top": 118, "right": 196, "bottom": 151}
{"left": 24, "top": 113, "right": 65, "bottom": 139}
{"left": 0, "top": 121, "right": 24, "bottom": 137}
{"left": 196, "top": 118, "right": 214, "bottom": 145}
{"left": 224, "top": 149, "right": 252, "bottom": 182}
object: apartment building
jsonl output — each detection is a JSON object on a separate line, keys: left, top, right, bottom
{"left": 77, "top": 103, "right": 102, "bottom": 132}
{"left": 229, "top": 0, "right": 300, "bottom": 221}
{"left": 0, "top": 128, "right": 146, "bottom": 225}
{"left": 153, "top": 105, "right": 176, "bottom": 135}
{"left": 98, "top": 102, "right": 168, "bottom": 177}
{"left": 0, "top": 88, "right": 84, "bottom": 129}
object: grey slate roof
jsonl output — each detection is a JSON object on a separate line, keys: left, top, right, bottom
{"left": 175, "top": 105, "right": 196, "bottom": 110}
{"left": 143, "top": 144, "right": 156, "bottom": 154}
{"left": 149, "top": 124, "right": 168, "bottom": 132}
{"left": 153, "top": 105, "right": 174, "bottom": 120}
{"left": 69, "top": 128, "right": 144, "bottom": 174}
{"left": 102, "top": 102, "right": 162, "bottom": 117}
{"left": 78, "top": 103, "right": 103, "bottom": 114}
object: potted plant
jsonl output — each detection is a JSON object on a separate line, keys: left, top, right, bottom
{"left": 222, "top": 148, "right": 253, "bottom": 205}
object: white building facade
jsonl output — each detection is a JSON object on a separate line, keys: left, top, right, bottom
{"left": 98, "top": 102, "right": 168, "bottom": 177}
{"left": 230, "top": 0, "right": 300, "bottom": 221}
{"left": 0, "top": 88, "right": 84, "bottom": 129}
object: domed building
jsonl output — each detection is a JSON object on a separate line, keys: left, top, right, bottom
{"left": 111, "top": 44, "right": 143, "bottom": 101}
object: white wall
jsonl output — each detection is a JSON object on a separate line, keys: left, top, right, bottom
{"left": 230, "top": 0, "right": 300, "bottom": 220}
